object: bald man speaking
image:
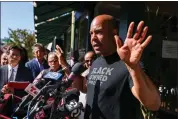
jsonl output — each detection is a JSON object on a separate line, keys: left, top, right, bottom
{"left": 73, "top": 14, "right": 161, "bottom": 119}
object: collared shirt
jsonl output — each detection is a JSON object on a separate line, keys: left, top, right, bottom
{"left": 8, "top": 64, "right": 19, "bottom": 81}
{"left": 35, "top": 58, "right": 44, "bottom": 71}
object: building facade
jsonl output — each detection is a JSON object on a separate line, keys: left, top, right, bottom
{"left": 34, "top": 1, "right": 178, "bottom": 118}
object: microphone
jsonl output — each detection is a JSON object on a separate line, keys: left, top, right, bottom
{"left": 30, "top": 70, "right": 67, "bottom": 103}
{"left": 32, "top": 104, "right": 52, "bottom": 119}
{"left": 29, "top": 81, "right": 52, "bottom": 104}
{"left": 68, "top": 62, "right": 86, "bottom": 80}
{"left": 27, "top": 71, "right": 65, "bottom": 101}
{"left": 23, "top": 104, "right": 51, "bottom": 119}
{"left": 27, "top": 97, "right": 45, "bottom": 118}
{"left": 14, "top": 78, "right": 51, "bottom": 113}
{"left": 69, "top": 102, "right": 83, "bottom": 118}
{"left": 43, "top": 72, "right": 64, "bottom": 81}
{"left": 63, "top": 88, "right": 79, "bottom": 97}
{"left": 26, "top": 81, "right": 53, "bottom": 118}
{"left": 28, "top": 88, "right": 81, "bottom": 119}
{"left": 34, "top": 78, "right": 47, "bottom": 89}
{"left": 46, "top": 63, "right": 86, "bottom": 94}
{"left": 63, "top": 88, "right": 80, "bottom": 103}
{"left": 64, "top": 99, "right": 83, "bottom": 118}
{"left": 36, "top": 99, "right": 82, "bottom": 118}
{"left": 14, "top": 79, "right": 45, "bottom": 113}
{"left": 56, "top": 62, "right": 86, "bottom": 90}
{"left": 33, "top": 67, "right": 66, "bottom": 85}
{"left": 15, "top": 71, "right": 65, "bottom": 116}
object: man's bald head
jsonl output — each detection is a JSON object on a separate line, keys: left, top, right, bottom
{"left": 91, "top": 14, "right": 119, "bottom": 33}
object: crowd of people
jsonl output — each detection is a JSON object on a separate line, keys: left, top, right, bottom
{"left": 0, "top": 14, "right": 161, "bottom": 119}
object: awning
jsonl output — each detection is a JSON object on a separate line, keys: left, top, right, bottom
{"left": 33, "top": 1, "right": 96, "bottom": 45}
{"left": 35, "top": 12, "right": 71, "bottom": 45}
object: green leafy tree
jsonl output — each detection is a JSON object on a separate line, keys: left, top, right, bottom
{"left": 4, "top": 28, "right": 36, "bottom": 59}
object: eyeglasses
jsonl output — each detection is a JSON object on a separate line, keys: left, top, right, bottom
{"left": 48, "top": 60, "right": 58, "bottom": 63}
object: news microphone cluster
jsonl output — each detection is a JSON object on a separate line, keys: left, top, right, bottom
{"left": 15, "top": 63, "right": 86, "bottom": 118}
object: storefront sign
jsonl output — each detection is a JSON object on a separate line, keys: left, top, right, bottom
{"left": 162, "top": 40, "right": 178, "bottom": 59}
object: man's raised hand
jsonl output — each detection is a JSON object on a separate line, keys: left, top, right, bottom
{"left": 115, "top": 21, "right": 152, "bottom": 69}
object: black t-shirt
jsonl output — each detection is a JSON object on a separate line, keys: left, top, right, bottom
{"left": 84, "top": 52, "right": 141, "bottom": 119}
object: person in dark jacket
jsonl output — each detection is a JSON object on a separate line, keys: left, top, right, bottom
{"left": 0, "top": 45, "right": 33, "bottom": 97}
{"left": 25, "top": 43, "right": 49, "bottom": 80}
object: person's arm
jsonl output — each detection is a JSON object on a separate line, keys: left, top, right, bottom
{"left": 61, "top": 62, "right": 71, "bottom": 77}
{"left": 127, "top": 64, "right": 161, "bottom": 111}
{"left": 114, "top": 21, "right": 161, "bottom": 111}
{"left": 55, "top": 45, "right": 71, "bottom": 77}
{"left": 72, "top": 75, "right": 87, "bottom": 93}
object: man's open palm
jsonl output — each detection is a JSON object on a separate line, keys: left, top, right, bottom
{"left": 115, "top": 21, "right": 152, "bottom": 69}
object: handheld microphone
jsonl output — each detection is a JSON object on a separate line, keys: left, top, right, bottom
{"left": 68, "top": 62, "right": 86, "bottom": 80}
{"left": 55, "top": 62, "right": 86, "bottom": 90}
